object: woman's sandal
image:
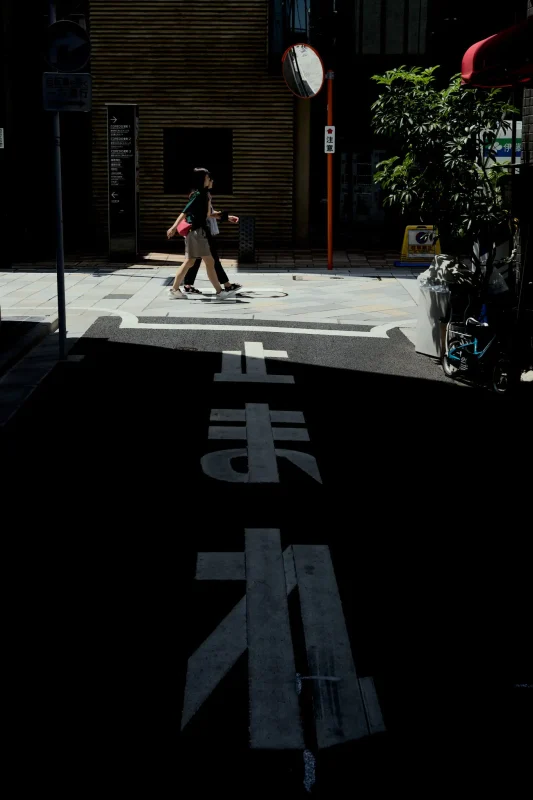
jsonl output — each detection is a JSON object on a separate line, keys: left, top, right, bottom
{"left": 225, "top": 283, "right": 242, "bottom": 292}
{"left": 183, "top": 285, "right": 202, "bottom": 294}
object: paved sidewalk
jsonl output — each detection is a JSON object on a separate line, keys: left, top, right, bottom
{"left": 0, "top": 266, "right": 420, "bottom": 337}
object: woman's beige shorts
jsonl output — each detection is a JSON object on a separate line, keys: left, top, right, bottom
{"left": 185, "top": 228, "right": 212, "bottom": 259}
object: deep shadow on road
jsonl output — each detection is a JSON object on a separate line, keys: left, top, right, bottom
{"left": 2, "top": 333, "right": 530, "bottom": 797}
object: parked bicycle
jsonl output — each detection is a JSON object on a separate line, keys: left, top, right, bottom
{"left": 443, "top": 314, "right": 518, "bottom": 394}
{"left": 440, "top": 253, "right": 520, "bottom": 394}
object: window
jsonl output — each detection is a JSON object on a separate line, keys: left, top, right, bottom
{"left": 268, "top": 0, "right": 310, "bottom": 73}
{"left": 354, "top": 0, "right": 428, "bottom": 56}
{"left": 163, "top": 129, "right": 233, "bottom": 195}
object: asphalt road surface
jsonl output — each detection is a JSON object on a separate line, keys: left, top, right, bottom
{"left": 3, "top": 316, "right": 530, "bottom": 796}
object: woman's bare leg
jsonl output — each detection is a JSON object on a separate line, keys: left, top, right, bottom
{"left": 172, "top": 258, "right": 196, "bottom": 291}
{"left": 203, "top": 256, "right": 223, "bottom": 293}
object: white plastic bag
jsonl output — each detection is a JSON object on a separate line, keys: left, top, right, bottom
{"left": 486, "top": 267, "right": 509, "bottom": 295}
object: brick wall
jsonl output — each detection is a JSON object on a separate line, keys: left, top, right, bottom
{"left": 89, "top": 0, "right": 295, "bottom": 251}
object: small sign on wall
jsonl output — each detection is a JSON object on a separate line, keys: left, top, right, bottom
{"left": 324, "top": 126, "right": 335, "bottom": 154}
{"left": 0, "top": 128, "right": 4, "bottom": 149}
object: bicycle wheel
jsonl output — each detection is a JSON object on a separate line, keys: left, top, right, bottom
{"left": 443, "top": 338, "right": 463, "bottom": 378}
{"left": 492, "top": 357, "right": 519, "bottom": 395}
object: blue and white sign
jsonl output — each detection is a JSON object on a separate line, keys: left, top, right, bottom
{"left": 484, "top": 122, "right": 522, "bottom": 164}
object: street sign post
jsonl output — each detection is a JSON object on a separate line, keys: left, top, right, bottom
{"left": 107, "top": 105, "right": 139, "bottom": 260}
{"left": 44, "top": 5, "right": 92, "bottom": 359}
{"left": 43, "top": 73, "right": 92, "bottom": 113}
{"left": 326, "top": 70, "right": 334, "bottom": 270}
{"left": 44, "top": 19, "right": 90, "bottom": 72}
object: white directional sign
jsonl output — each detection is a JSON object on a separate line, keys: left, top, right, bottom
{"left": 43, "top": 72, "right": 92, "bottom": 112}
{"left": 325, "top": 125, "right": 335, "bottom": 154}
{"left": 181, "top": 529, "right": 386, "bottom": 751}
{"left": 0, "top": 128, "right": 4, "bottom": 149}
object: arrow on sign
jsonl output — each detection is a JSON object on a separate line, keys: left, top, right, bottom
{"left": 111, "top": 192, "right": 118, "bottom": 198}
{"left": 111, "top": 116, "right": 118, "bottom": 123}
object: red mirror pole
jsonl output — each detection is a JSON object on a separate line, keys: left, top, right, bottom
{"left": 327, "top": 70, "right": 334, "bottom": 270}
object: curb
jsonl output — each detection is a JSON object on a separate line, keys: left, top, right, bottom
{"left": 0, "top": 317, "right": 60, "bottom": 429}
{"left": 0, "top": 316, "right": 59, "bottom": 377}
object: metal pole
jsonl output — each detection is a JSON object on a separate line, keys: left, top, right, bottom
{"left": 327, "top": 70, "right": 334, "bottom": 270}
{"left": 49, "top": 1, "right": 67, "bottom": 359}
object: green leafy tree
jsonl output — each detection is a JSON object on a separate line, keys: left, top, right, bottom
{"left": 371, "top": 66, "right": 518, "bottom": 283}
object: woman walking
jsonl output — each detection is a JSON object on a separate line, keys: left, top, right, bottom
{"left": 166, "top": 168, "right": 237, "bottom": 300}
{"left": 183, "top": 176, "right": 242, "bottom": 295}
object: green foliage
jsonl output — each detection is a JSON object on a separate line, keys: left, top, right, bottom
{"left": 371, "top": 66, "right": 518, "bottom": 278}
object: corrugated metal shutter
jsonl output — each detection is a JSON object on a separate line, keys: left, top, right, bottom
{"left": 89, "top": 0, "right": 294, "bottom": 251}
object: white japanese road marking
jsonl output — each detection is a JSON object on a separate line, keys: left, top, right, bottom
{"left": 246, "top": 530, "right": 305, "bottom": 750}
{"left": 215, "top": 341, "right": 294, "bottom": 383}
{"left": 202, "top": 404, "right": 321, "bottom": 484}
{"left": 8, "top": 307, "right": 416, "bottom": 338}
{"left": 293, "top": 545, "right": 369, "bottom": 747}
{"left": 181, "top": 531, "right": 385, "bottom": 749}
{"left": 181, "top": 543, "right": 298, "bottom": 732}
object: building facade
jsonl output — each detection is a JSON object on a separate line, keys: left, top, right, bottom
{"left": 89, "top": 0, "right": 295, "bottom": 252}
{"left": 0, "top": 1, "right": 530, "bottom": 261}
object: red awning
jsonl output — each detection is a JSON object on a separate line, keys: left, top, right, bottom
{"left": 461, "top": 16, "right": 532, "bottom": 88}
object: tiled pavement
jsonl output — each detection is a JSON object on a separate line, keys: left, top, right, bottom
{"left": 1, "top": 262, "right": 421, "bottom": 335}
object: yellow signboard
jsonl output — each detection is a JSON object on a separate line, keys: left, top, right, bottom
{"left": 400, "top": 225, "right": 440, "bottom": 262}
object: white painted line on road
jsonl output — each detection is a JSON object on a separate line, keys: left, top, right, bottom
{"left": 293, "top": 545, "right": 369, "bottom": 747}
{"left": 246, "top": 341, "right": 280, "bottom": 376}
{"left": 246, "top": 404, "right": 279, "bottom": 483}
{"left": 400, "top": 326, "right": 417, "bottom": 345}
{"left": 245, "top": 529, "right": 305, "bottom": 750}
{"left": 203, "top": 406, "right": 321, "bottom": 483}
{"left": 359, "top": 676, "right": 386, "bottom": 735}
{"left": 119, "top": 320, "right": 417, "bottom": 338}
{"left": 214, "top": 340, "right": 294, "bottom": 383}
{"left": 209, "top": 425, "right": 309, "bottom": 443}
{"left": 181, "top": 546, "right": 298, "bottom": 733}
{"left": 283, "top": 546, "right": 297, "bottom": 593}
{"left": 3, "top": 307, "right": 417, "bottom": 338}
{"left": 182, "top": 540, "right": 384, "bottom": 754}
